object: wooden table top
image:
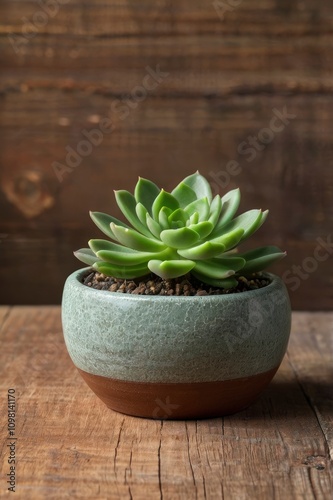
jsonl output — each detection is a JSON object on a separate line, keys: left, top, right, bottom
{"left": 0, "top": 307, "right": 332, "bottom": 499}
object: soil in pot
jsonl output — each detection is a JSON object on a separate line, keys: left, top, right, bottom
{"left": 82, "top": 270, "right": 270, "bottom": 296}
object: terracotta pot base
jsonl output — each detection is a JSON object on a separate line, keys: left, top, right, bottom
{"left": 77, "top": 366, "right": 279, "bottom": 419}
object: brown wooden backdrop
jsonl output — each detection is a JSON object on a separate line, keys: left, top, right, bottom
{"left": 0, "top": 0, "right": 332, "bottom": 309}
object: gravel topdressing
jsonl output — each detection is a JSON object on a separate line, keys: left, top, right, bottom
{"left": 81, "top": 270, "right": 270, "bottom": 296}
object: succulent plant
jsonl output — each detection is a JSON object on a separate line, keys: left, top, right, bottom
{"left": 75, "top": 172, "right": 286, "bottom": 289}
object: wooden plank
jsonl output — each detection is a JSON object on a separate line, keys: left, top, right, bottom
{"left": 1, "top": 1, "right": 333, "bottom": 96}
{"left": 287, "top": 313, "right": 333, "bottom": 459}
{"left": 1, "top": 35, "right": 333, "bottom": 95}
{"left": 1, "top": 92, "right": 332, "bottom": 225}
{"left": 1, "top": 0, "right": 333, "bottom": 37}
{"left": 0, "top": 307, "right": 332, "bottom": 498}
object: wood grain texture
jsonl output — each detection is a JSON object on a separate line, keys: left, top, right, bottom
{"left": 0, "top": 1, "right": 333, "bottom": 307}
{"left": 0, "top": 307, "right": 332, "bottom": 499}
{"left": 0, "top": 306, "right": 10, "bottom": 334}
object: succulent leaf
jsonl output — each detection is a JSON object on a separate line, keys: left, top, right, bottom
{"left": 89, "top": 211, "right": 129, "bottom": 240}
{"left": 96, "top": 250, "right": 151, "bottom": 266}
{"left": 89, "top": 239, "right": 155, "bottom": 266}
{"left": 88, "top": 239, "right": 119, "bottom": 253}
{"left": 93, "top": 261, "right": 149, "bottom": 279}
{"left": 76, "top": 172, "right": 286, "bottom": 289}
{"left": 171, "top": 181, "right": 197, "bottom": 207}
{"left": 239, "top": 209, "right": 268, "bottom": 241}
{"left": 192, "top": 270, "right": 238, "bottom": 289}
{"left": 148, "top": 259, "right": 195, "bottom": 280}
{"left": 74, "top": 248, "right": 102, "bottom": 266}
{"left": 212, "top": 256, "right": 246, "bottom": 272}
{"left": 146, "top": 213, "right": 162, "bottom": 238}
{"left": 183, "top": 172, "right": 213, "bottom": 203}
{"left": 160, "top": 227, "right": 200, "bottom": 249}
{"left": 216, "top": 188, "right": 241, "bottom": 228}
{"left": 210, "top": 228, "right": 244, "bottom": 251}
{"left": 184, "top": 197, "right": 210, "bottom": 222}
{"left": 158, "top": 206, "right": 173, "bottom": 230}
{"left": 135, "top": 202, "right": 149, "bottom": 225}
{"left": 208, "top": 195, "right": 223, "bottom": 227}
{"left": 168, "top": 208, "right": 189, "bottom": 226}
{"left": 111, "top": 223, "right": 166, "bottom": 252}
{"left": 189, "top": 212, "right": 200, "bottom": 225}
{"left": 210, "top": 209, "right": 263, "bottom": 240}
{"left": 134, "top": 177, "right": 160, "bottom": 214}
{"left": 194, "top": 256, "right": 245, "bottom": 279}
{"left": 115, "top": 190, "right": 153, "bottom": 238}
{"left": 152, "top": 190, "right": 179, "bottom": 221}
{"left": 178, "top": 241, "right": 225, "bottom": 260}
{"left": 188, "top": 221, "right": 214, "bottom": 239}
{"left": 239, "top": 246, "right": 286, "bottom": 274}
{"left": 170, "top": 220, "right": 184, "bottom": 229}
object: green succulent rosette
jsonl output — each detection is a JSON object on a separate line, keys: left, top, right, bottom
{"left": 75, "top": 172, "right": 286, "bottom": 289}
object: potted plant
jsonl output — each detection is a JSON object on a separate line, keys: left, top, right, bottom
{"left": 62, "top": 172, "right": 291, "bottom": 419}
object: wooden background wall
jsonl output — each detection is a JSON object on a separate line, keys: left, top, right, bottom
{"left": 0, "top": 1, "right": 332, "bottom": 309}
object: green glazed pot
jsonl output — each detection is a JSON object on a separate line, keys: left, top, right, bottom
{"left": 62, "top": 268, "right": 291, "bottom": 419}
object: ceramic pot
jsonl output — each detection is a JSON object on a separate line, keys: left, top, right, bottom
{"left": 62, "top": 268, "right": 291, "bottom": 419}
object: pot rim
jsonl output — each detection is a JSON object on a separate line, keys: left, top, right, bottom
{"left": 64, "top": 267, "right": 286, "bottom": 302}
